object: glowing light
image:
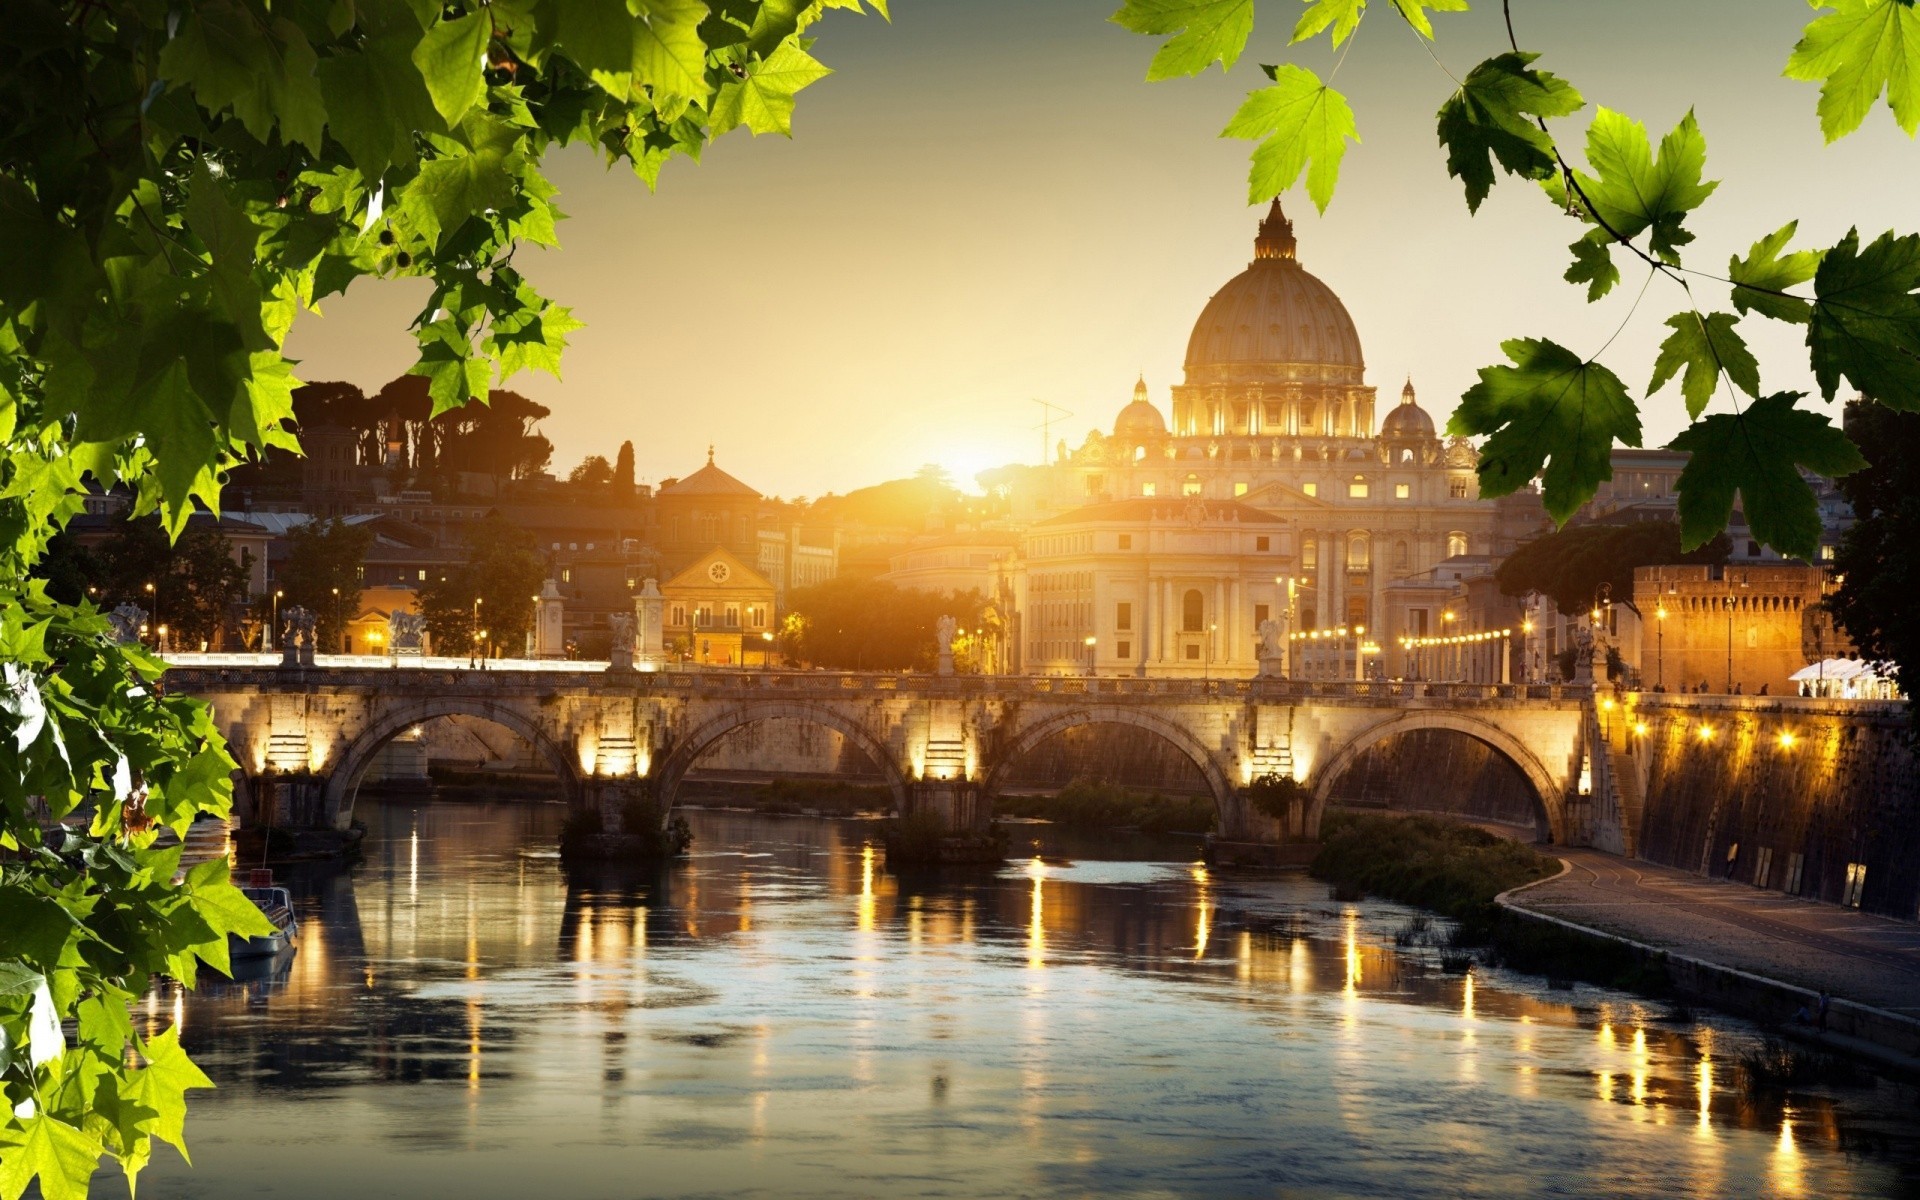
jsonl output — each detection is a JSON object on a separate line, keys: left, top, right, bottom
{"left": 1633, "top": 722, "right": 1648, "bottom": 737}
{"left": 1026, "top": 857, "right": 1046, "bottom": 969}
{"left": 858, "top": 844, "right": 876, "bottom": 932}
{"left": 1697, "top": 724, "right": 1715, "bottom": 742}
{"left": 1696, "top": 1057, "right": 1713, "bottom": 1131}
{"left": 1777, "top": 731, "right": 1797, "bottom": 750}
{"left": 1191, "top": 863, "right": 1211, "bottom": 960}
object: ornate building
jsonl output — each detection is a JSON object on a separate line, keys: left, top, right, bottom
{"left": 983, "top": 200, "right": 1543, "bottom": 675}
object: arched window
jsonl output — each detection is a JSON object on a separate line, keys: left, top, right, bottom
{"left": 1447, "top": 531, "right": 1469, "bottom": 558}
{"left": 1182, "top": 473, "right": 1203, "bottom": 497}
{"left": 1301, "top": 536, "right": 1318, "bottom": 571}
{"left": 1393, "top": 540, "right": 1410, "bottom": 571}
{"left": 1182, "top": 589, "right": 1205, "bottom": 633}
{"left": 1348, "top": 534, "right": 1370, "bottom": 571}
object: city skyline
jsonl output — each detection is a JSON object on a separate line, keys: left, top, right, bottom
{"left": 284, "top": 0, "right": 1920, "bottom": 499}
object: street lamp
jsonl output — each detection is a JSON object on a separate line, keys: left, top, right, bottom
{"left": 143, "top": 581, "right": 158, "bottom": 645}
{"left": 1205, "top": 622, "right": 1217, "bottom": 680}
{"left": 1655, "top": 604, "right": 1668, "bottom": 691}
{"left": 1083, "top": 634, "right": 1097, "bottom": 677}
{"left": 268, "top": 588, "right": 283, "bottom": 652}
{"left": 470, "top": 595, "right": 483, "bottom": 668}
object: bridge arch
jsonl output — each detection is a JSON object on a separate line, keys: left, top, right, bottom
{"left": 1306, "top": 710, "right": 1566, "bottom": 843}
{"left": 983, "top": 706, "right": 1238, "bottom": 822}
{"left": 319, "top": 697, "right": 585, "bottom": 828}
{"left": 652, "top": 701, "right": 911, "bottom": 815}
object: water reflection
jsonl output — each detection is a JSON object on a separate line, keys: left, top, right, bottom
{"left": 118, "top": 801, "right": 1920, "bottom": 1200}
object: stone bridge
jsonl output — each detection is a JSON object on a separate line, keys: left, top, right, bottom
{"left": 162, "top": 664, "right": 1605, "bottom": 860}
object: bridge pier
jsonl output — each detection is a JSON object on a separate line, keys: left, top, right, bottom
{"left": 885, "top": 779, "right": 1007, "bottom": 864}
{"left": 1206, "top": 790, "right": 1320, "bottom": 868}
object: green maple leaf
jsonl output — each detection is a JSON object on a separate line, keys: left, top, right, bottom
{"left": 0, "top": 1114, "right": 101, "bottom": 1200}
{"left": 1291, "top": 0, "right": 1364, "bottom": 47}
{"left": 411, "top": 10, "right": 491, "bottom": 127}
{"left": 318, "top": 28, "right": 444, "bottom": 179}
{"left": 1808, "top": 227, "right": 1920, "bottom": 406}
{"left": 1448, "top": 337, "right": 1642, "bottom": 524}
{"left": 491, "top": 304, "right": 585, "bottom": 380}
{"left": 554, "top": 0, "right": 644, "bottom": 78}
{"left": 1730, "top": 221, "right": 1824, "bottom": 324}
{"left": 1436, "top": 51, "right": 1585, "bottom": 213}
{"left": 1648, "top": 311, "right": 1760, "bottom": 419}
{"left": 157, "top": 4, "right": 327, "bottom": 152}
{"left": 122, "top": 1027, "right": 216, "bottom": 1161}
{"left": 405, "top": 116, "right": 526, "bottom": 249}
{"left": 1564, "top": 230, "right": 1619, "bottom": 300}
{"left": 1669, "top": 392, "right": 1867, "bottom": 558}
{"left": 1223, "top": 64, "right": 1359, "bottom": 212}
{"left": 1786, "top": 0, "right": 1920, "bottom": 140}
{"left": 710, "top": 41, "right": 833, "bottom": 135}
{"left": 1551, "top": 107, "right": 1718, "bottom": 265}
{"left": 1387, "top": 0, "right": 1468, "bottom": 41}
{"left": 1113, "top": 0, "right": 1255, "bottom": 79}
{"left": 634, "top": 0, "right": 714, "bottom": 101}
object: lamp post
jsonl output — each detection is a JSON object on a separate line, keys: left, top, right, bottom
{"left": 330, "top": 585, "right": 342, "bottom": 653}
{"left": 762, "top": 629, "right": 775, "bottom": 672}
{"left": 1205, "top": 622, "right": 1216, "bottom": 680}
{"left": 143, "top": 581, "right": 157, "bottom": 648}
{"left": 1353, "top": 624, "right": 1366, "bottom": 682}
{"left": 268, "top": 588, "right": 283, "bottom": 653}
{"left": 470, "top": 595, "right": 483, "bottom": 668}
{"left": 1083, "top": 634, "right": 1097, "bottom": 677}
{"left": 1655, "top": 604, "right": 1667, "bottom": 691}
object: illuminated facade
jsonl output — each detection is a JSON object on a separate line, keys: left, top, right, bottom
{"left": 987, "top": 200, "right": 1540, "bottom": 673}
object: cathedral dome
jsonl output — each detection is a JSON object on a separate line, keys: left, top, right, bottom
{"left": 1114, "top": 375, "right": 1167, "bottom": 438}
{"left": 1183, "top": 199, "right": 1365, "bottom": 385}
{"left": 1381, "top": 378, "right": 1436, "bottom": 437}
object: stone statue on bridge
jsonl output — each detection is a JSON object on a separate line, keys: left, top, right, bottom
{"left": 390, "top": 609, "right": 426, "bottom": 655}
{"left": 108, "top": 604, "right": 147, "bottom": 645}
{"left": 936, "top": 614, "right": 957, "bottom": 676}
{"left": 607, "top": 612, "right": 635, "bottom": 670}
{"left": 281, "top": 606, "right": 317, "bottom": 668}
{"left": 1256, "top": 617, "right": 1286, "bottom": 677}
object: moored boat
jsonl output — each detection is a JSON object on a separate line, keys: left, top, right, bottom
{"left": 232, "top": 871, "right": 299, "bottom": 960}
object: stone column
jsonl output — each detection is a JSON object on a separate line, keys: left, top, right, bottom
{"left": 534, "top": 578, "right": 566, "bottom": 659}
{"left": 634, "top": 578, "right": 666, "bottom": 667}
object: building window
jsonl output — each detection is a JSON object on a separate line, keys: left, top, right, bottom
{"left": 1347, "top": 535, "right": 1369, "bottom": 571}
{"left": 1302, "top": 537, "right": 1318, "bottom": 571}
{"left": 670, "top": 605, "right": 686, "bottom": 626}
{"left": 1182, "top": 474, "right": 1203, "bottom": 497}
{"left": 1119, "top": 534, "right": 1133, "bottom": 550}
{"left": 1256, "top": 535, "right": 1270, "bottom": 552}
{"left": 1182, "top": 589, "right": 1204, "bottom": 633}
{"left": 417, "top": 569, "right": 427, "bottom": 582}
{"left": 1234, "top": 481, "right": 1249, "bottom": 497}
{"left": 1447, "top": 532, "right": 1469, "bottom": 558}
{"left": 1394, "top": 483, "right": 1410, "bottom": 499}
{"left": 1450, "top": 479, "right": 1470, "bottom": 499}
{"left": 1302, "top": 482, "right": 1317, "bottom": 497}
{"left": 725, "top": 605, "right": 739, "bottom": 628}
{"left": 1747, "top": 540, "right": 1760, "bottom": 558}
{"left": 1820, "top": 544, "right": 1835, "bottom": 561}
{"left": 1843, "top": 861, "right": 1868, "bottom": 908}
{"left": 1411, "top": 608, "right": 1429, "bottom": 636}
{"left": 1142, "top": 482, "right": 1156, "bottom": 497}
{"left": 1254, "top": 603, "right": 1270, "bottom": 626}
{"left": 1116, "top": 602, "right": 1132, "bottom": 632}
{"left": 1086, "top": 473, "right": 1105, "bottom": 496}
{"left": 1393, "top": 540, "right": 1410, "bottom": 571}
{"left": 1117, "top": 641, "right": 1131, "bottom": 659}
{"left": 1348, "top": 476, "right": 1369, "bottom": 499}
{"left": 1184, "top": 643, "right": 1200, "bottom": 660}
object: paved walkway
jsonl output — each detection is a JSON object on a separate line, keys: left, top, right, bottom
{"left": 1508, "top": 849, "right": 1920, "bottom": 1015}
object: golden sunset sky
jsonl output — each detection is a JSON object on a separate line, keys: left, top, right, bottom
{"left": 285, "top": 0, "right": 1920, "bottom": 499}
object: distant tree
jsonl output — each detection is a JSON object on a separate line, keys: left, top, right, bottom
{"left": 1496, "top": 521, "right": 1728, "bottom": 617}
{"left": 276, "top": 518, "right": 374, "bottom": 651}
{"left": 780, "top": 578, "right": 986, "bottom": 670}
{"left": 614, "top": 441, "right": 637, "bottom": 495}
{"left": 75, "top": 519, "right": 251, "bottom": 649}
{"left": 417, "top": 515, "right": 548, "bottom": 656}
{"left": 568, "top": 455, "right": 614, "bottom": 489}
{"left": 1828, "top": 402, "right": 1920, "bottom": 713}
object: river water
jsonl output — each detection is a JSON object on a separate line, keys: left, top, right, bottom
{"left": 122, "top": 800, "right": 1920, "bottom": 1199}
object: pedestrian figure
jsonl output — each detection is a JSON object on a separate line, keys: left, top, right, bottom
{"left": 1818, "top": 991, "right": 1831, "bottom": 1033}
{"left": 1759, "top": 683, "right": 1770, "bottom": 696}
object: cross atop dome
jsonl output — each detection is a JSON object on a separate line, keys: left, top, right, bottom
{"left": 1402, "top": 377, "right": 1416, "bottom": 403}
{"left": 1253, "top": 197, "right": 1297, "bottom": 262}
{"left": 1133, "top": 374, "right": 1149, "bottom": 401}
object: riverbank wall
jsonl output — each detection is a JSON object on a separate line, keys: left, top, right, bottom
{"left": 1499, "top": 866, "right": 1920, "bottom": 1078}
{"left": 1610, "top": 695, "right": 1920, "bottom": 919}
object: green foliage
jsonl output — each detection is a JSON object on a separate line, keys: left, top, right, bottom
{"left": 1449, "top": 338, "right": 1641, "bottom": 524}
{"left": 1828, "top": 401, "right": 1920, "bottom": 714}
{"left": 995, "top": 781, "right": 1216, "bottom": 835}
{"left": 0, "top": 0, "right": 880, "bottom": 1189}
{"left": 1223, "top": 63, "right": 1358, "bottom": 212}
{"left": 1112, "top": 1, "right": 1902, "bottom": 564}
{"left": 1668, "top": 392, "right": 1866, "bottom": 559}
{"left": 1245, "top": 772, "right": 1311, "bottom": 822}
{"left": 780, "top": 577, "right": 987, "bottom": 671}
{"left": 1111, "top": 0, "right": 1255, "bottom": 79}
{"left": 275, "top": 518, "right": 375, "bottom": 651}
{"left": 1310, "top": 811, "right": 1555, "bottom": 924}
{"left": 1808, "top": 228, "right": 1920, "bottom": 406}
{"left": 1648, "top": 311, "right": 1760, "bottom": 421}
{"left": 417, "top": 515, "right": 549, "bottom": 656}
{"left": 38, "top": 520, "right": 251, "bottom": 650}
{"left": 1785, "top": 0, "right": 1920, "bottom": 140}
{"left": 1495, "top": 520, "right": 1727, "bottom": 617}
{"left": 1435, "top": 52, "right": 1584, "bottom": 214}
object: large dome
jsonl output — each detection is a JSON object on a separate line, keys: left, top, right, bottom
{"left": 1182, "top": 199, "right": 1364, "bottom": 385}
{"left": 1380, "top": 378, "right": 1436, "bottom": 437}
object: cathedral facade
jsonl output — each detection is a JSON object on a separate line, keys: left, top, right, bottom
{"left": 983, "top": 201, "right": 1542, "bottom": 676}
